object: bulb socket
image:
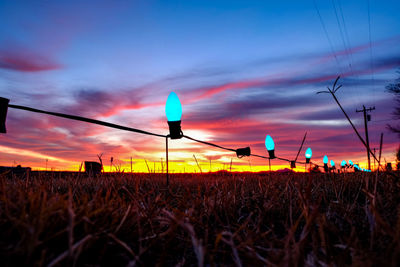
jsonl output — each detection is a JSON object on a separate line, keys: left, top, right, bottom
{"left": 290, "top": 161, "right": 296, "bottom": 169}
{"left": 324, "top": 163, "right": 329, "bottom": 173}
{"left": 0, "top": 97, "right": 9, "bottom": 134}
{"left": 268, "top": 149, "right": 275, "bottom": 159}
{"left": 236, "top": 147, "right": 250, "bottom": 158}
{"left": 168, "top": 120, "right": 182, "bottom": 139}
{"left": 306, "top": 158, "right": 310, "bottom": 163}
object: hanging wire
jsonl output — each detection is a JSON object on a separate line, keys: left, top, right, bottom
{"left": 183, "top": 134, "right": 291, "bottom": 163}
{"left": 332, "top": 0, "right": 352, "bottom": 70}
{"left": 333, "top": 0, "right": 359, "bottom": 106}
{"left": 8, "top": 103, "right": 306, "bottom": 166}
{"left": 367, "top": 0, "right": 376, "bottom": 104}
{"left": 7, "top": 103, "right": 335, "bottom": 170}
{"left": 337, "top": 0, "right": 362, "bottom": 110}
{"left": 182, "top": 135, "right": 236, "bottom": 153}
{"left": 313, "top": 0, "right": 343, "bottom": 74}
{"left": 8, "top": 104, "right": 167, "bottom": 138}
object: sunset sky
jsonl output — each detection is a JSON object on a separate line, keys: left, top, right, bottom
{"left": 1, "top": 0, "right": 399, "bottom": 172}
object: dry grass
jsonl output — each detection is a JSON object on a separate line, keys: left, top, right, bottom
{"left": 1, "top": 171, "right": 400, "bottom": 266}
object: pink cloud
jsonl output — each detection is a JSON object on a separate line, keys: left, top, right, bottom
{"left": 0, "top": 47, "right": 62, "bottom": 72}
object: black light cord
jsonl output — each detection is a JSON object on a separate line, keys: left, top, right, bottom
{"left": 8, "top": 104, "right": 166, "bottom": 138}
{"left": 183, "top": 134, "right": 293, "bottom": 163}
{"left": 8, "top": 103, "right": 322, "bottom": 168}
{"left": 182, "top": 135, "right": 236, "bottom": 153}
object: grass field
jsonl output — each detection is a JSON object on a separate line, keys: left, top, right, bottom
{"left": 1, "top": 171, "right": 400, "bottom": 266}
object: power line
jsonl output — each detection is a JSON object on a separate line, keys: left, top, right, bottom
{"left": 334, "top": 0, "right": 362, "bottom": 109}
{"left": 338, "top": 0, "right": 354, "bottom": 68}
{"left": 370, "top": 118, "right": 393, "bottom": 123}
{"left": 367, "top": 0, "right": 376, "bottom": 101}
{"left": 332, "top": 0, "right": 352, "bottom": 70}
{"left": 313, "top": 0, "right": 343, "bottom": 74}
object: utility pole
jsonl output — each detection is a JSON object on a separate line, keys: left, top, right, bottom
{"left": 356, "top": 105, "right": 375, "bottom": 170}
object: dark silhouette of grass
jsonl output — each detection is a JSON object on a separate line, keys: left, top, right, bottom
{"left": 0, "top": 171, "right": 399, "bottom": 266}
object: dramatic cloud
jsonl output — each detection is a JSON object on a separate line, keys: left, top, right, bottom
{"left": 1, "top": 0, "right": 399, "bottom": 171}
{"left": 0, "top": 46, "right": 62, "bottom": 72}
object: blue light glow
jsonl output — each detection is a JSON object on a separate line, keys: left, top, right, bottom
{"left": 348, "top": 160, "right": 353, "bottom": 166}
{"left": 323, "top": 155, "right": 328, "bottom": 164}
{"left": 354, "top": 164, "right": 359, "bottom": 170}
{"left": 341, "top": 160, "right": 346, "bottom": 167}
{"left": 330, "top": 160, "right": 335, "bottom": 167}
{"left": 265, "top": 135, "right": 275, "bottom": 151}
{"left": 165, "top": 92, "right": 182, "bottom": 121}
{"left": 305, "top": 147, "right": 312, "bottom": 159}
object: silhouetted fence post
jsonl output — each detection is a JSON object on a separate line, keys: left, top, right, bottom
{"left": 268, "top": 158, "right": 271, "bottom": 179}
{"left": 166, "top": 136, "right": 169, "bottom": 186}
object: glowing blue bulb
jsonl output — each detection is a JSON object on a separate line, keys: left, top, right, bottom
{"left": 348, "top": 160, "right": 353, "bottom": 166}
{"left": 305, "top": 148, "right": 312, "bottom": 159}
{"left": 265, "top": 135, "right": 275, "bottom": 151}
{"left": 323, "top": 155, "right": 328, "bottom": 164}
{"left": 165, "top": 92, "right": 182, "bottom": 121}
{"left": 341, "top": 160, "right": 347, "bottom": 167}
{"left": 330, "top": 160, "right": 335, "bottom": 167}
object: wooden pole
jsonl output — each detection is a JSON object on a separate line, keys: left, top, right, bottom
{"left": 356, "top": 105, "right": 375, "bottom": 170}
{"left": 378, "top": 133, "right": 383, "bottom": 170}
{"left": 363, "top": 106, "right": 371, "bottom": 170}
{"left": 268, "top": 158, "right": 271, "bottom": 179}
{"left": 166, "top": 136, "right": 169, "bottom": 186}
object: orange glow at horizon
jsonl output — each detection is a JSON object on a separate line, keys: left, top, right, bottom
{"left": 0, "top": 142, "right": 391, "bottom": 173}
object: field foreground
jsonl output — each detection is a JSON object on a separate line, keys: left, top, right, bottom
{"left": 1, "top": 171, "right": 400, "bottom": 266}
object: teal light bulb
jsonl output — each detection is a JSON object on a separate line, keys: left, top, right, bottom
{"left": 305, "top": 148, "right": 312, "bottom": 159}
{"left": 323, "top": 155, "right": 328, "bottom": 164}
{"left": 330, "top": 160, "right": 335, "bottom": 167}
{"left": 165, "top": 92, "right": 182, "bottom": 121}
{"left": 265, "top": 135, "right": 275, "bottom": 151}
{"left": 348, "top": 160, "right": 353, "bottom": 166}
{"left": 341, "top": 160, "right": 347, "bottom": 167}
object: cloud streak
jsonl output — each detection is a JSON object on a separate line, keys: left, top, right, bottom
{"left": 0, "top": 45, "right": 62, "bottom": 72}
